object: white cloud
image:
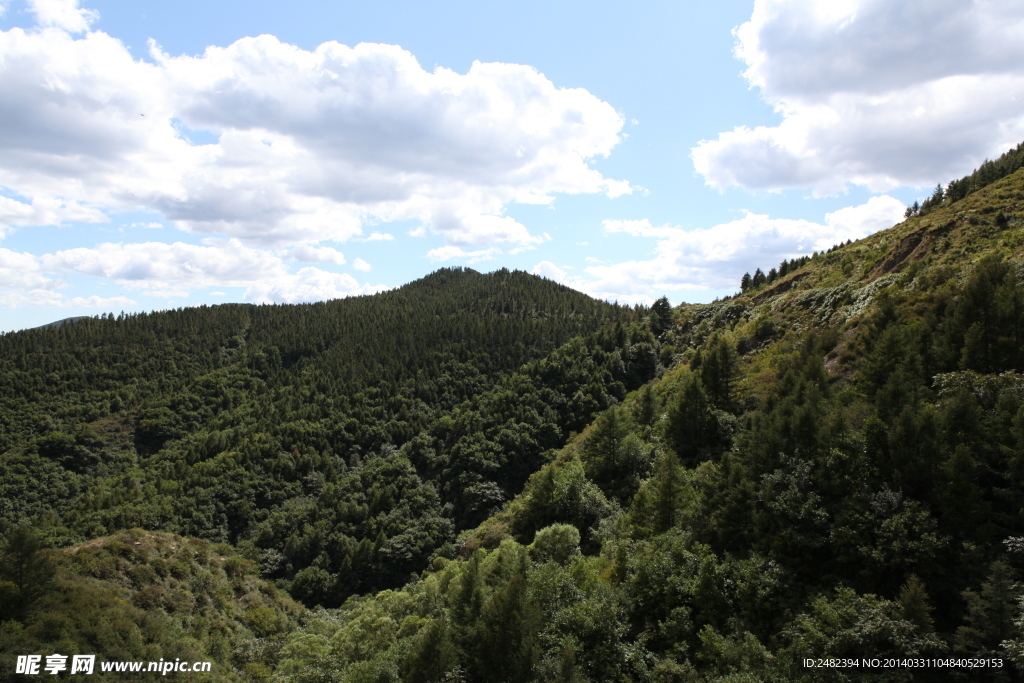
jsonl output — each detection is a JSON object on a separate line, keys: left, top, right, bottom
{"left": 28, "top": 0, "right": 97, "bottom": 33}
{"left": 531, "top": 260, "right": 567, "bottom": 281}
{"left": 0, "top": 239, "right": 388, "bottom": 306}
{"left": 693, "top": 0, "right": 1024, "bottom": 193}
{"left": 40, "top": 240, "right": 287, "bottom": 291}
{"left": 287, "top": 244, "right": 346, "bottom": 264}
{"left": 244, "top": 267, "right": 388, "bottom": 304}
{"left": 824, "top": 195, "right": 907, "bottom": 236}
{"left": 66, "top": 294, "right": 135, "bottom": 307}
{"left": 0, "top": 25, "right": 628, "bottom": 248}
{"left": 0, "top": 195, "right": 106, "bottom": 237}
{"left": 0, "top": 247, "right": 53, "bottom": 289}
{"left": 353, "top": 257, "right": 371, "bottom": 271}
{"left": 426, "top": 246, "right": 500, "bottom": 263}
{"left": 0, "top": 289, "right": 135, "bottom": 308}
{"left": 364, "top": 232, "right": 394, "bottom": 241}
{"left": 568, "top": 196, "right": 905, "bottom": 301}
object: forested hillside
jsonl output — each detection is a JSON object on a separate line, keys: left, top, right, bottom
{"left": 0, "top": 268, "right": 663, "bottom": 621}
{"left": 255, "top": 167, "right": 1024, "bottom": 681}
{"left": 5, "top": 158, "right": 1024, "bottom": 681}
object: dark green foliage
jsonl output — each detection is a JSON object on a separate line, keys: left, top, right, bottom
{"left": 581, "top": 409, "right": 654, "bottom": 504}
{"left": 942, "top": 254, "right": 1024, "bottom": 373}
{"left": 0, "top": 268, "right": 654, "bottom": 608}
{"left": 696, "top": 333, "right": 737, "bottom": 410}
{"left": 665, "top": 374, "right": 722, "bottom": 467}
{"left": 751, "top": 268, "right": 766, "bottom": 288}
{"left": 0, "top": 525, "right": 54, "bottom": 621}
{"left": 955, "top": 561, "right": 1022, "bottom": 656}
{"left": 650, "top": 296, "right": 674, "bottom": 337}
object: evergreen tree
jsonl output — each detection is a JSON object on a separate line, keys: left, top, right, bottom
{"left": 653, "top": 451, "right": 683, "bottom": 533}
{"left": 650, "top": 296, "right": 674, "bottom": 337}
{"left": 698, "top": 334, "right": 738, "bottom": 411}
{"left": 665, "top": 374, "right": 720, "bottom": 467}
{"left": 632, "top": 384, "right": 659, "bottom": 428}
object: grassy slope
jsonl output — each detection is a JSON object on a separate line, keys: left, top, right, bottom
{"left": 0, "top": 529, "right": 302, "bottom": 682}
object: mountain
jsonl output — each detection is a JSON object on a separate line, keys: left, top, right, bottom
{"left": 5, "top": 158, "right": 1024, "bottom": 680}
{"left": 258, "top": 166, "right": 1024, "bottom": 681}
{"left": 31, "top": 316, "right": 93, "bottom": 331}
{"left": 0, "top": 267, "right": 662, "bottom": 610}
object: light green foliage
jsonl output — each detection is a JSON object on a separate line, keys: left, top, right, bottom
{"left": 530, "top": 524, "right": 581, "bottom": 566}
{"left": 513, "top": 457, "right": 611, "bottom": 551}
{"left": 0, "top": 529, "right": 301, "bottom": 682}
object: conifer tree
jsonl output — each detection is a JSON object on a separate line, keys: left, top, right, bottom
{"left": 665, "top": 374, "right": 719, "bottom": 467}
{"left": 698, "top": 334, "right": 738, "bottom": 411}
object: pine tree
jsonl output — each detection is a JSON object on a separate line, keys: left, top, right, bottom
{"left": 698, "top": 334, "right": 738, "bottom": 411}
{"left": 665, "top": 374, "right": 720, "bottom": 467}
{"left": 632, "top": 384, "right": 659, "bottom": 428}
{"left": 650, "top": 296, "right": 674, "bottom": 337}
{"left": 653, "top": 451, "right": 682, "bottom": 533}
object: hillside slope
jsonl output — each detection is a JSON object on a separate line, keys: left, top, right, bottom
{"left": 1, "top": 267, "right": 663, "bottom": 610}
{"left": 0, "top": 528, "right": 302, "bottom": 682}
{"left": 264, "top": 167, "right": 1024, "bottom": 682}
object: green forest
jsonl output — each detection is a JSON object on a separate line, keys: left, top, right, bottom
{"left": 4, "top": 150, "right": 1024, "bottom": 681}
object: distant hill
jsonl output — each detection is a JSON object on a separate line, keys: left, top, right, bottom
{"left": 1, "top": 267, "right": 660, "bottom": 610}
{"left": 32, "top": 316, "right": 93, "bottom": 330}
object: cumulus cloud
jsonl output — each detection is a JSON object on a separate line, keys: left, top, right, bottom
{"left": 40, "top": 240, "right": 287, "bottom": 292}
{"left": 0, "top": 247, "right": 54, "bottom": 289}
{"left": 0, "top": 239, "right": 386, "bottom": 305}
{"left": 353, "top": 258, "right": 371, "bottom": 271}
{"left": 0, "top": 22, "right": 628, "bottom": 248}
{"left": 244, "top": 267, "right": 388, "bottom": 304}
{"left": 693, "top": 0, "right": 1024, "bottom": 193}
{"left": 0, "top": 195, "right": 106, "bottom": 238}
{"left": 569, "top": 196, "right": 906, "bottom": 302}
{"left": 287, "top": 244, "right": 346, "bottom": 264}
{"left": 531, "top": 261, "right": 567, "bottom": 281}
{"left": 28, "top": 0, "right": 97, "bottom": 33}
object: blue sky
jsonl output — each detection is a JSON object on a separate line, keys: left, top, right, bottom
{"left": 2, "top": 0, "right": 1023, "bottom": 331}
